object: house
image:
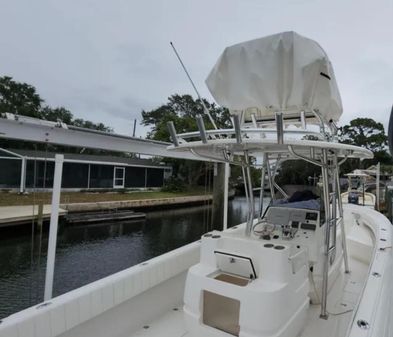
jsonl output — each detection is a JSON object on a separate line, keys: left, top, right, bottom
{"left": 0, "top": 148, "right": 171, "bottom": 192}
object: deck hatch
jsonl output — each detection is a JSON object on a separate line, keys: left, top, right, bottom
{"left": 214, "top": 250, "right": 257, "bottom": 279}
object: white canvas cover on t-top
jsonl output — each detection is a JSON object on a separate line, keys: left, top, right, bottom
{"left": 206, "top": 31, "right": 343, "bottom": 123}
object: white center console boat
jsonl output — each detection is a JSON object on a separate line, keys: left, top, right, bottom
{"left": 341, "top": 167, "right": 381, "bottom": 209}
{"left": 0, "top": 31, "right": 392, "bottom": 337}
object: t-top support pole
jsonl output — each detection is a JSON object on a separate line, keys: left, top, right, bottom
{"left": 335, "top": 158, "right": 350, "bottom": 273}
{"left": 244, "top": 151, "right": 255, "bottom": 236}
{"left": 223, "top": 162, "right": 230, "bottom": 230}
{"left": 44, "top": 154, "right": 64, "bottom": 301}
{"left": 376, "top": 162, "right": 380, "bottom": 211}
{"left": 265, "top": 155, "right": 276, "bottom": 200}
{"left": 320, "top": 149, "right": 331, "bottom": 319}
{"left": 258, "top": 154, "right": 267, "bottom": 219}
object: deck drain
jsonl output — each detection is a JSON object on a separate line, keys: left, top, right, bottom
{"left": 372, "top": 272, "right": 381, "bottom": 277}
{"left": 380, "top": 238, "right": 387, "bottom": 242}
{"left": 264, "top": 243, "right": 274, "bottom": 248}
{"left": 340, "top": 303, "right": 347, "bottom": 307}
{"left": 212, "top": 235, "right": 221, "bottom": 239}
{"left": 357, "top": 320, "right": 370, "bottom": 330}
{"left": 274, "top": 245, "right": 285, "bottom": 250}
{"left": 143, "top": 325, "right": 150, "bottom": 329}
{"left": 173, "top": 308, "right": 179, "bottom": 311}
{"left": 203, "top": 233, "right": 213, "bottom": 237}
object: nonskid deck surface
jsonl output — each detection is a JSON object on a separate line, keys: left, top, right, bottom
{"left": 301, "top": 258, "right": 368, "bottom": 337}
{"left": 129, "top": 305, "right": 188, "bottom": 337}
{"left": 129, "top": 258, "right": 368, "bottom": 337}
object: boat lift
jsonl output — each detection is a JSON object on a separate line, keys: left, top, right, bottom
{"left": 0, "top": 114, "right": 221, "bottom": 302}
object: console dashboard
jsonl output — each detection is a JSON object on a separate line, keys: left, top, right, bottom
{"left": 258, "top": 206, "right": 322, "bottom": 263}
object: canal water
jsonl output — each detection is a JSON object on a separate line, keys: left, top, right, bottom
{"left": 0, "top": 197, "right": 268, "bottom": 319}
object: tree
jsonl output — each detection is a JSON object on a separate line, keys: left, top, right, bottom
{"left": 0, "top": 76, "right": 43, "bottom": 118}
{"left": 142, "top": 94, "right": 231, "bottom": 186}
{"left": 0, "top": 76, "right": 112, "bottom": 132}
{"left": 338, "top": 117, "right": 392, "bottom": 170}
{"left": 0, "top": 76, "right": 113, "bottom": 154}
{"left": 41, "top": 106, "right": 73, "bottom": 124}
{"left": 142, "top": 94, "right": 231, "bottom": 142}
{"left": 73, "top": 118, "right": 112, "bottom": 132}
{"left": 276, "top": 160, "right": 320, "bottom": 186}
{"left": 339, "top": 118, "right": 388, "bottom": 152}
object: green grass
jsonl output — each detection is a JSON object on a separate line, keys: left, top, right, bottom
{"left": 0, "top": 188, "right": 207, "bottom": 206}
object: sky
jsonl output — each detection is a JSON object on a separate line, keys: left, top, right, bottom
{"left": 1, "top": 0, "right": 392, "bottom": 137}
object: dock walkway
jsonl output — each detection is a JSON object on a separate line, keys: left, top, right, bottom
{"left": 0, "top": 205, "right": 67, "bottom": 227}
{"left": 0, "top": 192, "right": 235, "bottom": 227}
{"left": 61, "top": 194, "right": 215, "bottom": 212}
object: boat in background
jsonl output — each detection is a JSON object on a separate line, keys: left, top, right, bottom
{"left": 0, "top": 31, "right": 392, "bottom": 337}
{"left": 341, "top": 165, "right": 381, "bottom": 209}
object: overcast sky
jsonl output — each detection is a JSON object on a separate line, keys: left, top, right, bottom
{"left": 1, "top": 0, "right": 392, "bottom": 136}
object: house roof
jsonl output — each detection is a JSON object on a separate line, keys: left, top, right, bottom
{"left": 0, "top": 148, "right": 170, "bottom": 169}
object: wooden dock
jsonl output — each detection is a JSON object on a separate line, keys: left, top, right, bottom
{"left": 65, "top": 210, "right": 146, "bottom": 224}
{"left": 0, "top": 205, "right": 68, "bottom": 227}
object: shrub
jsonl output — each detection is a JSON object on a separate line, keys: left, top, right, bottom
{"left": 161, "top": 177, "right": 187, "bottom": 192}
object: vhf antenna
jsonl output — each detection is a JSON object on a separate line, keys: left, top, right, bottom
{"left": 170, "top": 41, "right": 218, "bottom": 130}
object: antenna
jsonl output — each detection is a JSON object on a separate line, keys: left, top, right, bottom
{"left": 170, "top": 41, "right": 218, "bottom": 130}
{"left": 132, "top": 118, "right": 137, "bottom": 137}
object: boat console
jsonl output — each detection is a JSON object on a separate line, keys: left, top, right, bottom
{"left": 183, "top": 203, "right": 326, "bottom": 336}
{"left": 259, "top": 205, "right": 322, "bottom": 264}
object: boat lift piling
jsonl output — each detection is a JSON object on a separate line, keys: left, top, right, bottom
{"left": 44, "top": 154, "right": 64, "bottom": 301}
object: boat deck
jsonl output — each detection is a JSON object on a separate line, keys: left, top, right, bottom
{"left": 129, "top": 258, "right": 368, "bottom": 337}
{"left": 130, "top": 306, "right": 187, "bottom": 337}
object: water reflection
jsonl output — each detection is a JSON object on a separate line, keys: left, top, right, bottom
{"left": 0, "top": 197, "right": 266, "bottom": 318}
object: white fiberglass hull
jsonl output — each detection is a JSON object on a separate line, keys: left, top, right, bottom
{"left": 0, "top": 205, "right": 392, "bottom": 337}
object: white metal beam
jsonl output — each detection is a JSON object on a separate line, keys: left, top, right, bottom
{"left": 0, "top": 116, "right": 210, "bottom": 161}
{"left": 44, "top": 154, "right": 63, "bottom": 301}
{"left": 20, "top": 157, "right": 26, "bottom": 193}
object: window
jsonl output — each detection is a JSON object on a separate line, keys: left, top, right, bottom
{"left": 113, "top": 167, "right": 125, "bottom": 188}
